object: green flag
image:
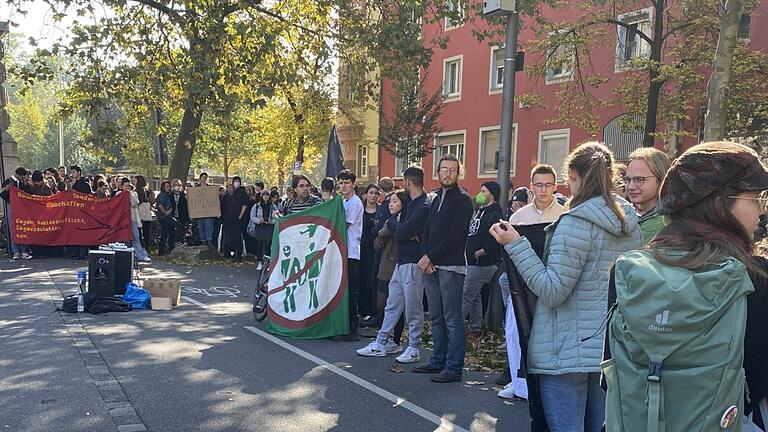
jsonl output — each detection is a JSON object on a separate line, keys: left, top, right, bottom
{"left": 266, "top": 196, "right": 349, "bottom": 338}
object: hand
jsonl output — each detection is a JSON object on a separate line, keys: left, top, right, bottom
{"left": 417, "top": 254, "right": 433, "bottom": 273}
{"left": 474, "top": 249, "right": 486, "bottom": 259}
{"left": 490, "top": 220, "right": 520, "bottom": 245}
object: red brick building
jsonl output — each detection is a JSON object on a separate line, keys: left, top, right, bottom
{"left": 376, "top": 2, "right": 768, "bottom": 194}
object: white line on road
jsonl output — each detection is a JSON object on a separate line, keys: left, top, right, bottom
{"left": 180, "top": 295, "right": 209, "bottom": 309}
{"left": 243, "top": 325, "right": 469, "bottom": 432}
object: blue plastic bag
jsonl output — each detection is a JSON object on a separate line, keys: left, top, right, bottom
{"left": 123, "top": 282, "right": 151, "bottom": 309}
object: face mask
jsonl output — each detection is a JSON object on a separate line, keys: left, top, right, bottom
{"left": 173, "top": 186, "right": 182, "bottom": 193}
{"left": 233, "top": 181, "right": 241, "bottom": 188}
{"left": 475, "top": 192, "right": 487, "bottom": 206}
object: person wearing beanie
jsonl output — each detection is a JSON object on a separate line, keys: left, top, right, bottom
{"left": 507, "top": 186, "right": 530, "bottom": 215}
{"left": 30, "top": 170, "right": 53, "bottom": 197}
{"left": 461, "top": 181, "right": 504, "bottom": 335}
{"left": 601, "top": 141, "right": 768, "bottom": 431}
{"left": 509, "top": 164, "right": 564, "bottom": 225}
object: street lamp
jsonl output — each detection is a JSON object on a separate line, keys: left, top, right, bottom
{"left": 0, "top": 20, "right": 10, "bottom": 256}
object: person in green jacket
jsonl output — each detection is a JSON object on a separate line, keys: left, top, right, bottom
{"left": 624, "top": 147, "right": 672, "bottom": 244}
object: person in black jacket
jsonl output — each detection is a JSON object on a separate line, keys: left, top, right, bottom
{"left": 1, "top": 167, "right": 32, "bottom": 259}
{"left": 461, "top": 181, "right": 503, "bottom": 335}
{"left": 413, "top": 154, "right": 474, "bottom": 383}
{"left": 70, "top": 165, "right": 92, "bottom": 195}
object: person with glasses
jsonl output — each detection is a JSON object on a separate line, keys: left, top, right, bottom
{"left": 509, "top": 164, "right": 565, "bottom": 225}
{"left": 625, "top": 147, "right": 672, "bottom": 243}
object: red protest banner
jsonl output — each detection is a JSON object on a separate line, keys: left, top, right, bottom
{"left": 9, "top": 186, "right": 132, "bottom": 246}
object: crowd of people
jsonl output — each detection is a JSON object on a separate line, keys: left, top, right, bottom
{"left": 3, "top": 139, "right": 768, "bottom": 430}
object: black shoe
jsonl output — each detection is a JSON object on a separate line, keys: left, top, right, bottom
{"left": 360, "top": 316, "right": 382, "bottom": 329}
{"left": 431, "top": 370, "right": 462, "bottom": 383}
{"left": 495, "top": 368, "right": 512, "bottom": 386}
{"left": 412, "top": 363, "right": 442, "bottom": 374}
{"left": 331, "top": 332, "right": 360, "bottom": 342}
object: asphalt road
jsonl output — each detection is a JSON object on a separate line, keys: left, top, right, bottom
{"left": 0, "top": 258, "right": 530, "bottom": 432}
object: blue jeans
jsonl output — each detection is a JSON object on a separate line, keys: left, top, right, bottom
{"left": 5, "top": 205, "right": 27, "bottom": 255}
{"left": 538, "top": 373, "right": 605, "bottom": 432}
{"left": 131, "top": 222, "right": 149, "bottom": 260}
{"left": 197, "top": 218, "right": 215, "bottom": 242}
{"left": 423, "top": 269, "right": 466, "bottom": 374}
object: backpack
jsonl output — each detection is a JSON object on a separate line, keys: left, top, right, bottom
{"left": 88, "top": 297, "right": 132, "bottom": 314}
{"left": 603, "top": 249, "right": 753, "bottom": 432}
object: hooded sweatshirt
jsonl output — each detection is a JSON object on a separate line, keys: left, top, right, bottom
{"left": 465, "top": 201, "right": 503, "bottom": 266}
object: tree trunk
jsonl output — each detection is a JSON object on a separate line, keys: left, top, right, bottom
{"left": 167, "top": 100, "right": 203, "bottom": 182}
{"left": 643, "top": 0, "right": 666, "bottom": 147}
{"left": 223, "top": 140, "right": 229, "bottom": 183}
{"left": 704, "top": 0, "right": 744, "bottom": 141}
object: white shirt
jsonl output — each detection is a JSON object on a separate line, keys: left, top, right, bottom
{"left": 509, "top": 199, "right": 564, "bottom": 225}
{"left": 344, "top": 194, "right": 364, "bottom": 260}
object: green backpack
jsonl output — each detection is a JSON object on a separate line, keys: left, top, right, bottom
{"left": 603, "top": 249, "right": 754, "bottom": 432}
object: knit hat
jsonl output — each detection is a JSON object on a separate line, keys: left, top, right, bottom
{"left": 659, "top": 141, "right": 768, "bottom": 215}
{"left": 511, "top": 187, "right": 530, "bottom": 203}
{"left": 31, "top": 170, "right": 44, "bottom": 182}
{"left": 481, "top": 181, "right": 501, "bottom": 202}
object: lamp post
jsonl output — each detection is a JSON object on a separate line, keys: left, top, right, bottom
{"left": 0, "top": 21, "right": 10, "bottom": 257}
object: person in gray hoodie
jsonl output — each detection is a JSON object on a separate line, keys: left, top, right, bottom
{"left": 490, "top": 142, "right": 641, "bottom": 432}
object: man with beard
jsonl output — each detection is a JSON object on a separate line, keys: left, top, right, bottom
{"left": 413, "top": 154, "right": 474, "bottom": 383}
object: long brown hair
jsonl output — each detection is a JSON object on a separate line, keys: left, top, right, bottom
{"left": 564, "top": 141, "right": 628, "bottom": 235}
{"left": 651, "top": 186, "right": 761, "bottom": 273}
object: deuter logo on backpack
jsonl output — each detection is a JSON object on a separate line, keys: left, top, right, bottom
{"left": 649, "top": 310, "right": 672, "bottom": 333}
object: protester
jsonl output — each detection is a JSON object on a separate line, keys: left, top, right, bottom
{"left": 29, "top": 170, "right": 52, "bottom": 196}
{"left": 507, "top": 186, "right": 530, "bottom": 216}
{"left": 220, "top": 181, "right": 247, "bottom": 262}
{"left": 331, "top": 169, "right": 364, "bottom": 342}
{"left": 509, "top": 165, "right": 564, "bottom": 225}
{"left": 1, "top": 167, "right": 32, "bottom": 260}
{"left": 134, "top": 175, "right": 154, "bottom": 248}
{"left": 170, "top": 179, "right": 190, "bottom": 225}
{"left": 249, "top": 190, "right": 277, "bottom": 270}
{"left": 243, "top": 185, "right": 259, "bottom": 256}
{"left": 461, "top": 181, "right": 503, "bottom": 335}
{"left": 96, "top": 181, "right": 111, "bottom": 198}
{"left": 57, "top": 165, "right": 66, "bottom": 180}
{"left": 70, "top": 165, "right": 92, "bottom": 195}
{"left": 156, "top": 181, "right": 177, "bottom": 256}
{"left": 359, "top": 184, "right": 381, "bottom": 317}
{"left": 624, "top": 147, "right": 672, "bottom": 243}
{"left": 320, "top": 177, "right": 336, "bottom": 201}
{"left": 357, "top": 166, "right": 430, "bottom": 361}
{"left": 194, "top": 172, "right": 217, "bottom": 251}
{"left": 284, "top": 175, "right": 322, "bottom": 215}
{"left": 45, "top": 167, "right": 65, "bottom": 192}
{"left": 119, "top": 178, "right": 151, "bottom": 263}
{"left": 490, "top": 142, "right": 641, "bottom": 431}
{"left": 413, "top": 154, "right": 474, "bottom": 383}
{"left": 604, "top": 141, "right": 768, "bottom": 431}
{"left": 271, "top": 190, "right": 283, "bottom": 215}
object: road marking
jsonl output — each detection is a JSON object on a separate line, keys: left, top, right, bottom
{"left": 181, "top": 295, "right": 209, "bottom": 309}
{"left": 243, "top": 325, "right": 469, "bottom": 432}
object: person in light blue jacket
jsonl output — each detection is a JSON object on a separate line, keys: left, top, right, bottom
{"left": 490, "top": 142, "right": 642, "bottom": 432}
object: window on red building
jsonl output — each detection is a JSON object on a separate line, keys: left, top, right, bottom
{"left": 478, "top": 126, "right": 517, "bottom": 177}
{"left": 489, "top": 46, "right": 505, "bottom": 92}
{"left": 546, "top": 31, "right": 574, "bottom": 84}
{"left": 433, "top": 132, "right": 465, "bottom": 177}
{"left": 615, "top": 8, "right": 652, "bottom": 71}
{"left": 538, "top": 129, "right": 570, "bottom": 182}
{"left": 443, "top": 56, "right": 463, "bottom": 100}
{"left": 445, "top": 0, "right": 465, "bottom": 30}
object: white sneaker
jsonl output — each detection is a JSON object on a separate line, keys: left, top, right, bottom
{"left": 384, "top": 339, "right": 402, "bottom": 354}
{"left": 12, "top": 253, "right": 20, "bottom": 260}
{"left": 139, "top": 256, "right": 152, "bottom": 262}
{"left": 256, "top": 262, "right": 263, "bottom": 271}
{"left": 356, "top": 342, "right": 386, "bottom": 357}
{"left": 21, "top": 252, "right": 32, "bottom": 260}
{"left": 395, "top": 347, "right": 420, "bottom": 364}
{"left": 498, "top": 382, "right": 524, "bottom": 399}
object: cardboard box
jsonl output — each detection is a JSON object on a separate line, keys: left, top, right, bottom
{"left": 143, "top": 278, "right": 182, "bottom": 306}
{"left": 151, "top": 297, "right": 173, "bottom": 311}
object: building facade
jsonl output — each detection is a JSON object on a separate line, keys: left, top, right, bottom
{"left": 377, "top": 2, "right": 768, "bottom": 194}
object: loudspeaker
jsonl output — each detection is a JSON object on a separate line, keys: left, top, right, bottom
{"left": 88, "top": 250, "right": 116, "bottom": 297}
{"left": 112, "top": 249, "right": 133, "bottom": 295}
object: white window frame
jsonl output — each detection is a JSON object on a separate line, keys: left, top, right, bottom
{"left": 442, "top": 55, "right": 463, "bottom": 102}
{"left": 357, "top": 145, "right": 368, "bottom": 178}
{"left": 445, "top": 0, "right": 465, "bottom": 31}
{"left": 615, "top": 7, "right": 653, "bottom": 72}
{"left": 477, "top": 125, "right": 518, "bottom": 178}
{"left": 489, "top": 45, "right": 505, "bottom": 94}
{"left": 393, "top": 140, "right": 423, "bottom": 179}
{"left": 432, "top": 130, "right": 466, "bottom": 180}
{"left": 545, "top": 30, "right": 575, "bottom": 85}
{"left": 738, "top": 13, "right": 751, "bottom": 41}
{"left": 538, "top": 128, "right": 571, "bottom": 184}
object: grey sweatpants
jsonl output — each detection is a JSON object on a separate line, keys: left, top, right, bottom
{"left": 375, "top": 263, "right": 424, "bottom": 349}
{"left": 461, "top": 265, "right": 497, "bottom": 332}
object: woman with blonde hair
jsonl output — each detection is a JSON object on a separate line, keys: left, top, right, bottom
{"left": 490, "top": 142, "right": 642, "bottom": 431}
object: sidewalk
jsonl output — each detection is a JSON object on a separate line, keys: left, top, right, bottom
{"left": 0, "top": 259, "right": 135, "bottom": 432}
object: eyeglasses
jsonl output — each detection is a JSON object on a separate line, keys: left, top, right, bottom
{"left": 439, "top": 167, "right": 459, "bottom": 174}
{"left": 532, "top": 182, "right": 555, "bottom": 189}
{"left": 622, "top": 176, "right": 656, "bottom": 186}
{"left": 728, "top": 195, "right": 768, "bottom": 212}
